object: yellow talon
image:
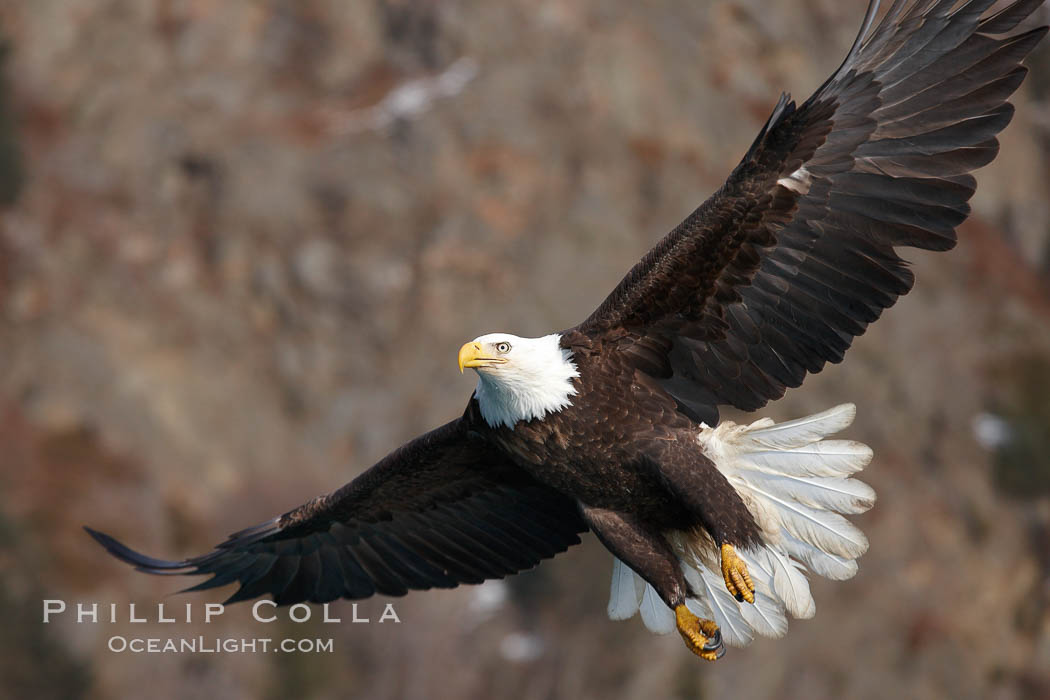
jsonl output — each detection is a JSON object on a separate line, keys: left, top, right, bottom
{"left": 720, "top": 543, "right": 755, "bottom": 604}
{"left": 675, "top": 604, "right": 724, "bottom": 661}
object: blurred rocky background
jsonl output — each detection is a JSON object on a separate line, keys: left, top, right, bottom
{"left": 0, "top": 1, "right": 1048, "bottom": 698}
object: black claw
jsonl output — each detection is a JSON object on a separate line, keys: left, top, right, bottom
{"left": 734, "top": 592, "right": 744, "bottom": 602}
{"left": 703, "top": 629, "right": 725, "bottom": 659}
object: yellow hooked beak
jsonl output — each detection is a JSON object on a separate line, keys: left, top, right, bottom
{"left": 458, "top": 342, "right": 507, "bottom": 373}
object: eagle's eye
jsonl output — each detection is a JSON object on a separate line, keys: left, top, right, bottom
{"left": 495, "top": 342, "right": 511, "bottom": 354}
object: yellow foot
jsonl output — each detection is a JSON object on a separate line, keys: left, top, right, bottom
{"left": 675, "top": 604, "right": 724, "bottom": 661}
{"left": 720, "top": 543, "right": 755, "bottom": 604}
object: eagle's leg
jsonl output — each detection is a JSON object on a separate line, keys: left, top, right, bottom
{"left": 646, "top": 439, "right": 760, "bottom": 604}
{"left": 579, "top": 504, "right": 725, "bottom": 661}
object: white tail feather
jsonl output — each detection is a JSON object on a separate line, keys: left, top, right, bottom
{"left": 767, "top": 547, "right": 816, "bottom": 619}
{"left": 606, "top": 403, "right": 873, "bottom": 646}
{"left": 743, "top": 481, "right": 869, "bottom": 558}
{"left": 736, "top": 440, "right": 872, "bottom": 477}
{"left": 639, "top": 583, "right": 676, "bottom": 634}
{"left": 781, "top": 532, "right": 859, "bottom": 581}
{"left": 737, "top": 403, "right": 857, "bottom": 449}
{"left": 608, "top": 557, "right": 644, "bottom": 620}
{"left": 734, "top": 470, "right": 875, "bottom": 514}
{"left": 741, "top": 591, "right": 790, "bottom": 639}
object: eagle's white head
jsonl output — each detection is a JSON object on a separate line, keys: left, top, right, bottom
{"left": 459, "top": 333, "right": 580, "bottom": 429}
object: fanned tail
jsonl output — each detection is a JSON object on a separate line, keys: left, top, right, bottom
{"left": 607, "top": 403, "right": 873, "bottom": 645}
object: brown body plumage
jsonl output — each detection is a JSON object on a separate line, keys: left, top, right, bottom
{"left": 480, "top": 330, "right": 761, "bottom": 543}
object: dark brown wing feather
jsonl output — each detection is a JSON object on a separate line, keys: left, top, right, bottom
{"left": 578, "top": 0, "right": 1047, "bottom": 424}
{"left": 86, "top": 417, "right": 587, "bottom": 605}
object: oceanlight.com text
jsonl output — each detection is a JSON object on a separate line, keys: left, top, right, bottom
{"left": 106, "top": 635, "right": 335, "bottom": 654}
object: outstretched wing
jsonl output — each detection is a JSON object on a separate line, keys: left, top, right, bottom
{"left": 576, "top": 0, "right": 1047, "bottom": 424}
{"left": 86, "top": 416, "right": 587, "bottom": 605}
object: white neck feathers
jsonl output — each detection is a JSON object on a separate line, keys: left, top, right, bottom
{"left": 473, "top": 333, "right": 580, "bottom": 429}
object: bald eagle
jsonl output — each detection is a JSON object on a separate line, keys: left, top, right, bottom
{"left": 88, "top": 0, "right": 1047, "bottom": 660}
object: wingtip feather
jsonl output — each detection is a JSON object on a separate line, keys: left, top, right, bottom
{"left": 84, "top": 526, "right": 193, "bottom": 572}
